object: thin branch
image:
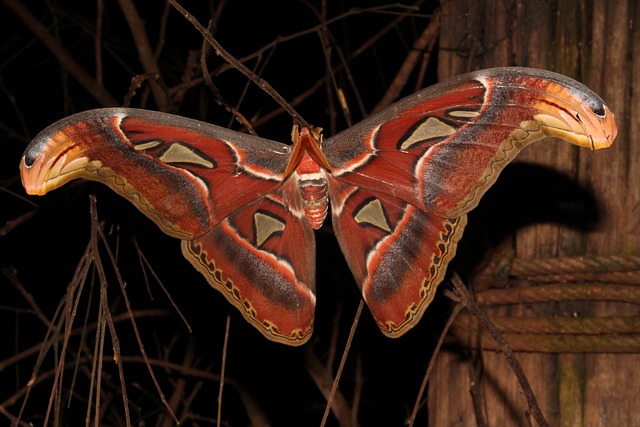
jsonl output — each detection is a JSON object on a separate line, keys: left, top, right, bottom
{"left": 3, "top": 0, "right": 118, "bottom": 107}
{"left": 0, "top": 310, "right": 170, "bottom": 373}
{"left": 320, "top": 299, "right": 365, "bottom": 427}
{"left": 371, "top": 7, "right": 441, "bottom": 114}
{"left": 168, "top": 0, "right": 310, "bottom": 128}
{"left": 132, "top": 238, "right": 192, "bottom": 332}
{"left": 117, "top": 0, "right": 171, "bottom": 111}
{"left": 305, "top": 349, "right": 352, "bottom": 427}
{"left": 450, "top": 273, "right": 549, "bottom": 427}
{"left": 159, "top": 340, "right": 195, "bottom": 427}
{"left": 217, "top": 315, "right": 231, "bottom": 427}
{"left": 249, "top": 1, "right": 428, "bottom": 128}
{"left": 41, "top": 245, "right": 94, "bottom": 427}
{"left": 407, "top": 301, "right": 463, "bottom": 427}
{"left": 3, "top": 266, "right": 52, "bottom": 329}
{"left": 200, "top": 20, "right": 256, "bottom": 134}
{"left": 89, "top": 207, "right": 131, "bottom": 427}
{"left": 90, "top": 196, "right": 179, "bottom": 424}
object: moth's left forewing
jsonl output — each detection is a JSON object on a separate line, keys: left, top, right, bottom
{"left": 324, "top": 67, "right": 616, "bottom": 337}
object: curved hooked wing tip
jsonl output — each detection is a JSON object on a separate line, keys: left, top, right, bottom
{"left": 469, "top": 67, "right": 617, "bottom": 150}
{"left": 20, "top": 109, "right": 222, "bottom": 240}
{"left": 527, "top": 75, "right": 617, "bottom": 150}
{"left": 20, "top": 120, "right": 105, "bottom": 196}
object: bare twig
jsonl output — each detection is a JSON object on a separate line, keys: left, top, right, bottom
{"left": 159, "top": 340, "right": 195, "bottom": 427}
{"left": 118, "top": 356, "right": 271, "bottom": 426}
{"left": 200, "top": 20, "right": 256, "bottom": 134}
{"left": 250, "top": 1, "right": 428, "bottom": 128}
{"left": 2, "top": 266, "right": 52, "bottom": 329}
{"left": 320, "top": 299, "right": 365, "bottom": 427}
{"left": 153, "top": 0, "right": 171, "bottom": 60}
{"left": 164, "top": 2, "right": 427, "bottom": 128}
{"left": 4, "top": 0, "right": 118, "bottom": 107}
{"left": 89, "top": 200, "right": 131, "bottom": 427}
{"left": 39, "top": 244, "right": 93, "bottom": 427}
{"left": 0, "top": 310, "right": 171, "bottom": 373}
{"left": 450, "top": 273, "right": 549, "bottom": 427}
{"left": 407, "top": 301, "right": 463, "bottom": 427}
{"left": 217, "top": 315, "right": 231, "bottom": 427}
{"left": 169, "top": 0, "right": 310, "bottom": 128}
{"left": 90, "top": 196, "right": 179, "bottom": 424}
{"left": 305, "top": 349, "right": 352, "bottom": 427}
{"left": 371, "top": 7, "right": 441, "bottom": 114}
{"left": 132, "top": 238, "right": 192, "bottom": 332}
{"left": 0, "top": 404, "right": 32, "bottom": 427}
{"left": 116, "top": 0, "right": 171, "bottom": 111}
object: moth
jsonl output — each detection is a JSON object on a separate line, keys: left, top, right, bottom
{"left": 20, "top": 67, "right": 617, "bottom": 345}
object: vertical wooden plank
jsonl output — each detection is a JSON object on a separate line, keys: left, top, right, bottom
{"left": 514, "top": 0, "right": 585, "bottom": 260}
{"left": 582, "top": 0, "right": 631, "bottom": 256}
{"left": 558, "top": 354, "right": 584, "bottom": 427}
{"left": 437, "top": 0, "right": 486, "bottom": 74}
{"left": 582, "top": 3, "right": 640, "bottom": 426}
{"left": 626, "top": 0, "right": 640, "bottom": 254}
{"left": 512, "top": 0, "right": 553, "bottom": 67}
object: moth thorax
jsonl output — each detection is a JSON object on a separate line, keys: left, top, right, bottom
{"left": 299, "top": 176, "right": 328, "bottom": 229}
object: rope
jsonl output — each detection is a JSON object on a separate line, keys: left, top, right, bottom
{"left": 511, "top": 254, "right": 640, "bottom": 276}
{"left": 453, "top": 253, "right": 640, "bottom": 353}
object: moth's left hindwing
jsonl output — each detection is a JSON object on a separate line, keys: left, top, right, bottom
{"left": 182, "top": 185, "right": 316, "bottom": 345}
{"left": 328, "top": 179, "right": 467, "bottom": 336}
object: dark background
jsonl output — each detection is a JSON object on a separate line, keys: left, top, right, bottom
{"left": 0, "top": 1, "right": 458, "bottom": 426}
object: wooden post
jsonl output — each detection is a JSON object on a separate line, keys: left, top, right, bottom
{"left": 431, "top": 1, "right": 640, "bottom": 425}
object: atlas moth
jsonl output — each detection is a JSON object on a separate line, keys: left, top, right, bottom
{"left": 21, "top": 67, "right": 617, "bottom": 345}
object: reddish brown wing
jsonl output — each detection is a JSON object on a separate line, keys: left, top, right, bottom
{"left": 182, "top": 184, "right": 316, "bottom": 345}
{"left": 328, "top": 179, "right": 466, "bottom": 336}
{"left": 21, "top": 108, "right": 291, "bottom": 239}
{"left": 324, "top": 67, "right": 617, "bottom": 336}
{"left": 20, "top": 108, "right": 316, "bottom": 345}
{"left": 19, "top": 68, "right": 617, "bottom": 344}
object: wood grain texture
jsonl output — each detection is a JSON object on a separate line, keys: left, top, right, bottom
{"left": 431, "top": 1, "right": 639, "bottom": 426}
